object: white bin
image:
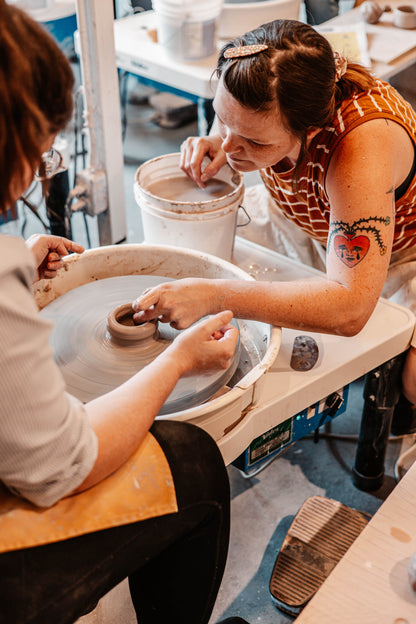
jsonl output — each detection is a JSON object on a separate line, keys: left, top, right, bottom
{"left": 134, "top": 153, "right": 245, "bottom": 261}
{"left": 153, "top": 0, "right": 223, "bottom": 59}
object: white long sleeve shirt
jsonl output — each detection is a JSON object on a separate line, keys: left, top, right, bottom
{"left": 0, "top": 235, "right": 98, "bottom": 507}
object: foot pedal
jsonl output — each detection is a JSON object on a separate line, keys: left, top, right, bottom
{"left": 269, "top": 495, "right": 369, "bottom": 616}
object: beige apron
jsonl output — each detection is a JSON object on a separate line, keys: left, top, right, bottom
{"left": 0, "top": 432, "right": 177, "bottom": 554}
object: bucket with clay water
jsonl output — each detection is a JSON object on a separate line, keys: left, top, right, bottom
{"left": 152, "top": 0, "right": 223, "bottom": 60}
{"left": 134, "top": 152, "right": 245, "bottom": 261}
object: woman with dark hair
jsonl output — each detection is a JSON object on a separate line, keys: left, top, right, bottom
{"left": 0, "top": 3, "right": 242, "bottom": 623}
{"left": 134, "top": 19, "right": 416, "bottom": 431}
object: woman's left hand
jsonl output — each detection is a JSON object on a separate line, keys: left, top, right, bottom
{"left": 25, "top": 234, "right": 84, "bottom": 281}
{"left": 132, "top": 277, "right": 220, "bottom": 329}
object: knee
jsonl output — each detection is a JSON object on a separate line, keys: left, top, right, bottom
{"left": 150, "top": 420, "right": 230, "bottom": 507}
{"left": 402, "top": 346, "right": 416, "bottom": 404}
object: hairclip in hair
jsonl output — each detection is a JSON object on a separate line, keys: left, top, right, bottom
{"left": 333, "top": 51, "right": 347, "bottom": 82}
{"left": 224, "top": 44, "right": 268, "bottom": 59}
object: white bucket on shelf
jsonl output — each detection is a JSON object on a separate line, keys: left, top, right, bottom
{"left": 152, "top": 0, "right": 223, "bottom": 60}
{"left": 15, "top": 1, "right": 77, "bottom": 57}
{"left": 218, "top": 0, "right": 302, "bottom": 40}
{"left": 134, "top": 152, "right": 245, "bottom": 261}
{"left": 10, "top": 0, "right": 54, "bottom": 10}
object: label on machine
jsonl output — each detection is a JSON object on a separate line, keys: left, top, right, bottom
{"left": 233, "top": 385, "right": 349, "bottom": 473}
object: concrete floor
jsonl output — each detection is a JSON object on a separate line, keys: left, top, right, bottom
{"left": 5, "top": 48, "right": 416, "bottom": 624}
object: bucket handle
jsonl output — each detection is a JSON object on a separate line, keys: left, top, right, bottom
{"left": 236, "top": 204, "right": 251, "bottom": 227}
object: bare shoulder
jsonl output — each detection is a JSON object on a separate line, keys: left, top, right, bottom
{"left": 327, "top": 118, "right": 413, "bottom": 197}
{"left": 336, "top": 117, "right": 409, "bottom": 153}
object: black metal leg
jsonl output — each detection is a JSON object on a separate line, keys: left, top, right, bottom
{"left": 197, "top": 98, "right": 215, "bottom": 136}
{"left": 352, "top": 352, "right": 406, "bottom": 491}
{"left": 119, "top": 70, "right": 129, "bottom": 142}
{"left": 46, "top": 170, "right": 71, "bottom": 239}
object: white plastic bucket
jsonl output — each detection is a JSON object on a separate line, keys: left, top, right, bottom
{"left": 18, "top": 1, "right": 77, "bottom": 58}
{"left": 134, "top": 153, "right": 245, "bottom": 261}
{"left": 11, "top": 0, "right": 54, "bottom": 11}
{"left": 218, "top": 0, "right": 302, "bottom": 39}
{"left": 152, "top": 0, "right": 223, "bottom": 60}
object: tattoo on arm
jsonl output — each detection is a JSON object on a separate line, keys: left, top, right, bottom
{"left": 327, "top": 216, "right": 390, "bottom": 267}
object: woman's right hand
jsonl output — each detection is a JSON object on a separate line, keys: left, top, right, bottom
{"left": 180, "top": 135, "right": 227, "bottom": 188}
{"left": 74, "top": 310, "right": 239, "bottom": 496}
{"left": 166, "top": 310, "right": 239, "bottom": 376}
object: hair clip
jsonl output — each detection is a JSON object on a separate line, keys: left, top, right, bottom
{"left": 224, "top": 44, "right": 268, "bottom": 59}
{"left": 333, "top": 50, "right": 347, "bottom": 82}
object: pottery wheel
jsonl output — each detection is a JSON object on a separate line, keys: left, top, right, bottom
{"left": 40, "top": 275, "right": 240, "bottom": 415}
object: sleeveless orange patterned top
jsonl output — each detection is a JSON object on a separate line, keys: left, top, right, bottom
{"left": 260, "top": 79, "right": 416, "bottom": 254}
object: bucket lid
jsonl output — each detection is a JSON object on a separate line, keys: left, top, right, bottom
{"left": 40, "top": 274, "right": 240, "bottom": 414}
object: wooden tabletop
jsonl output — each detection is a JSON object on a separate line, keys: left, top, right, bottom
{"left": 295, "top": 459, "right": 416, "bottom": 623}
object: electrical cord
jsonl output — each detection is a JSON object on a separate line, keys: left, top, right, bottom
{"left": 237, "top": 444, "right": 294, "bottom": 479}
{"left": 19, "top": 181, "right": 50, "bottom": 237}
{"left": 72, "top": 87, "right": 92, "bottom": 248}
{"left": 303, "top": 431, "right": 411, "bottom": 442}
{"left": 237, "top": 421, "right": 416, "bottom": 480}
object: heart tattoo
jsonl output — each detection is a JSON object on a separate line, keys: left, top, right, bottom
{"left": 334, "top": 234, "right": 370, "bottom": 267}
{"left": 328, "top": 216, "right": 389, "bottom": 268}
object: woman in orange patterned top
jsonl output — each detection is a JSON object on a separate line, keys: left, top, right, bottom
{"left": 134, "top": 19, "right": 416, "bottom": 429}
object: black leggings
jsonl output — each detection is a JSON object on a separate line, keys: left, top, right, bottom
{"left": 0, "top": 421, "right": 230, "bottom": 624}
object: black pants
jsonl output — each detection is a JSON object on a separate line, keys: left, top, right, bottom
{"left": 0, "top": 421, "right": 230, "bottom": 624}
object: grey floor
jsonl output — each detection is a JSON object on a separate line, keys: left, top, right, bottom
{"left": 5, "top": 51, "right": 416, "bottom": 624}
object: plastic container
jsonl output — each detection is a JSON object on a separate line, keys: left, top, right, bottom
{"left": 17, "top": 1, "right": 77, "bottom": 57}
{"left": 134, "top": 152, "right": 245, "bottom": 261}
{"left": 10, "top": 0, "right": 54, "bottom": 11}
{"left": 152, "top": 0, "right": 223, "bottom": 60}
{"left": 218, "top": 0, "right": 301, "bottom": 40}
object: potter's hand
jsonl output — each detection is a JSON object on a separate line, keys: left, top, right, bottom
{"left": 180, "top": 135, "right": 226, "bottom": 188}
{"left": 167, "top": 310, "right": 239, "bottom": 375}
{"left": 26, "top": 234, "right": 84, "bottom": 281}
{"left": 132, "top": 278, "right": 219, "bottom": 329}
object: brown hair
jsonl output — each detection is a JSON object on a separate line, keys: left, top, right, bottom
{"left": 0, "top": 0, "right": 74, "bottom": 213}
{"left": 217, "top": 20, "right": 376, "bottom": 186}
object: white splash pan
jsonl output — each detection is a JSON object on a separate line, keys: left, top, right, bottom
{"left": 34, "top": 243, "right": 282, "bottom": 441}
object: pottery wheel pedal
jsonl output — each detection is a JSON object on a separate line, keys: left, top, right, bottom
{"left": 269, "top": 495, "right": 370, "bottom": 616}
